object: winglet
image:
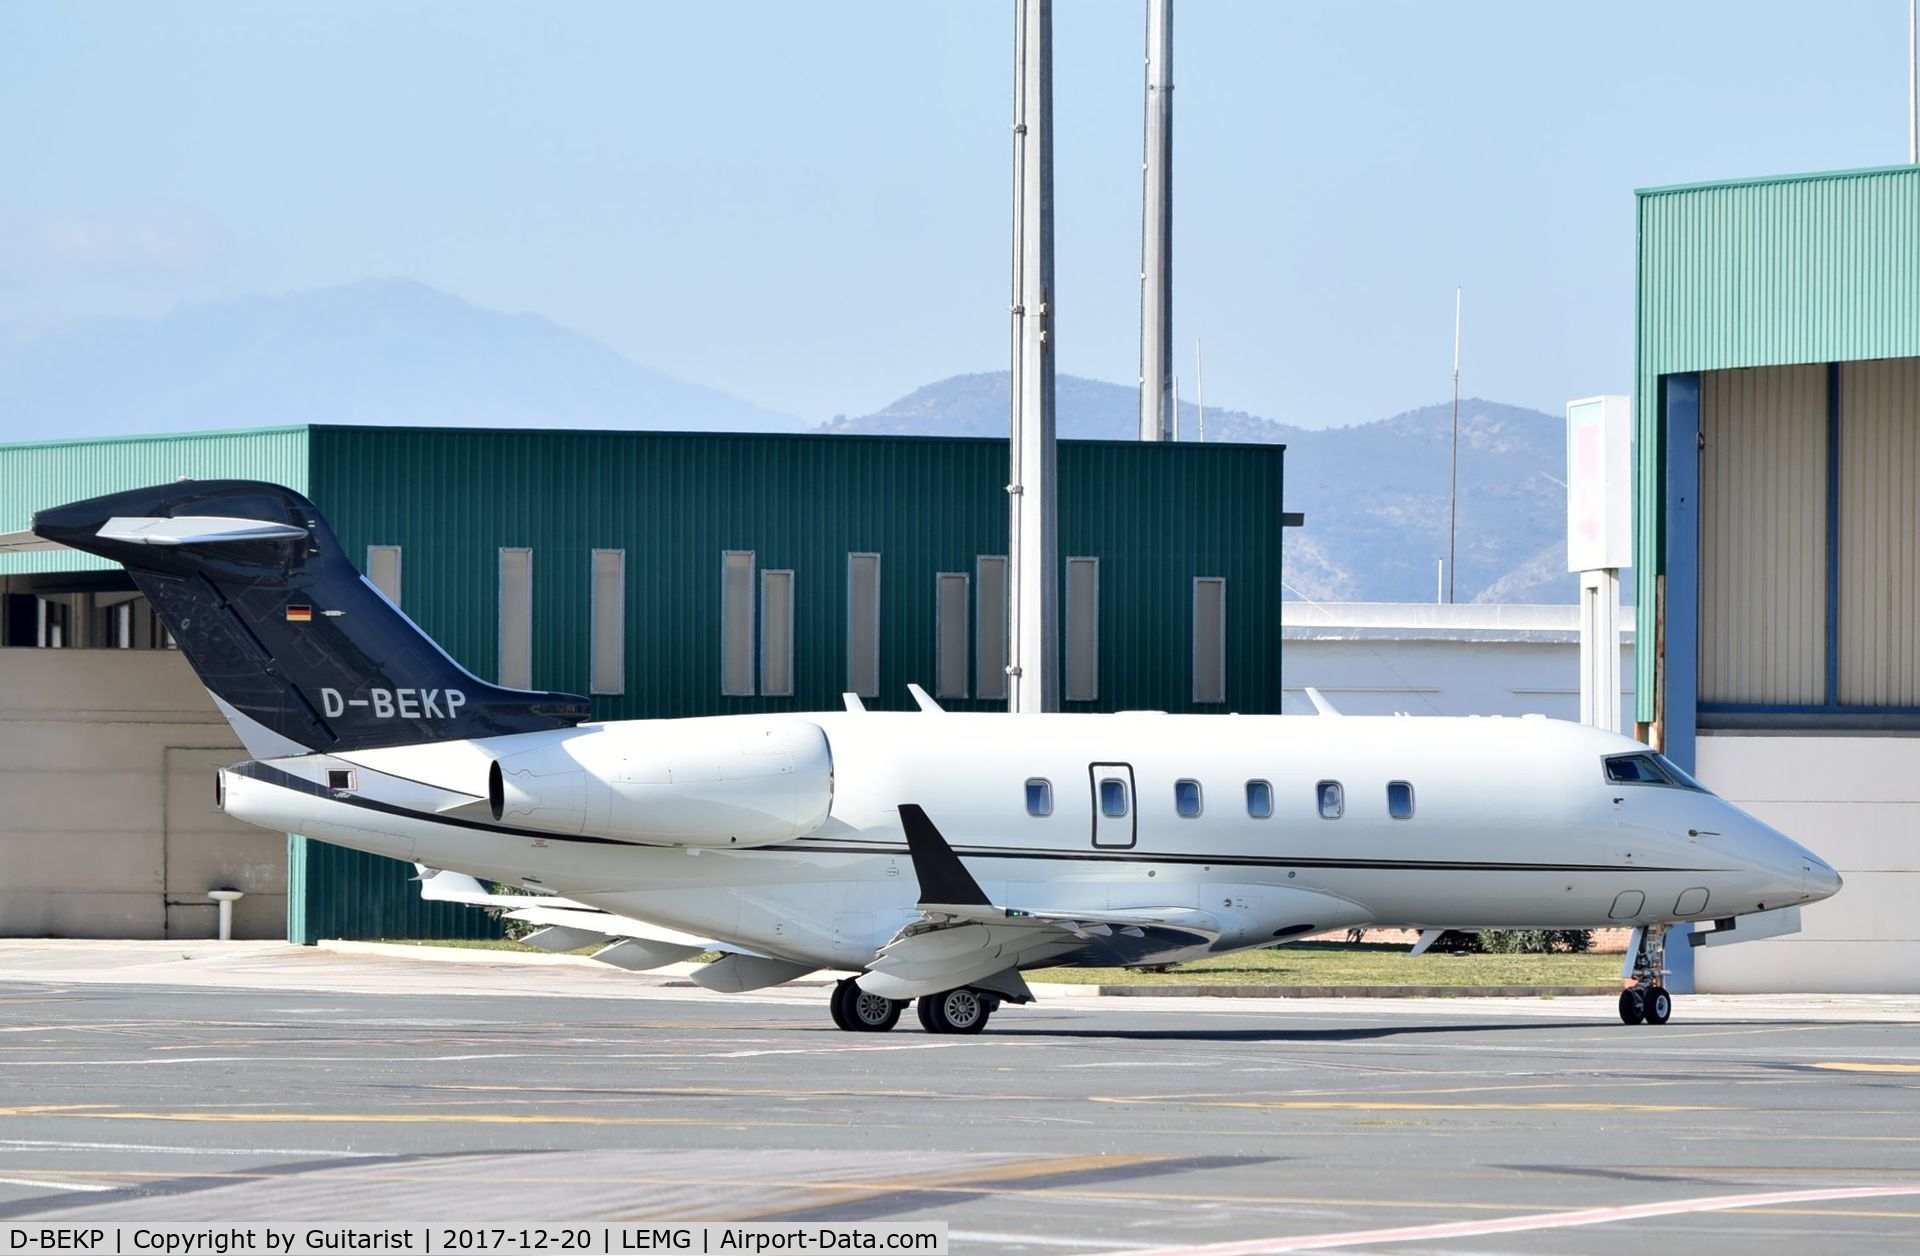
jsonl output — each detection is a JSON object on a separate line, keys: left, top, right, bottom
{"left": 907, "top": 684, "right": 945, "bottom": 714}
{"left": 1303, "top": 686, "right": 1343, "bottom": 716}
{"left": 842, "top": 693, "right": 867, "bottom": 712}
{"left": 897, "top": 804, "right": 991, "bottom": 907}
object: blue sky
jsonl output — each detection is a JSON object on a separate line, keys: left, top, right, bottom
{"left": 0, "top": 1, "right": 1914, "bottom": 428}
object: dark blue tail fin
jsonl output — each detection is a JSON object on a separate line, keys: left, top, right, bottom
{"left": 34, "top": 480, "right": 590, "bottom": 756}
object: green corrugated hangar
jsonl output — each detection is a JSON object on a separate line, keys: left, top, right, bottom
{"left": 0, "top": 425, "right": 1287, "bottom": 942}
{"left": 1635, "top": 163, "right": 1920, "bottom": 993}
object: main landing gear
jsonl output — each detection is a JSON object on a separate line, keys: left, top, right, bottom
{"left": 830, "top": 976, "right": 904, "bottom": 1032}
{"left": 1618, "top": 924, "right": 1673, "bottom": 1026}
{"left": 830, "top": 978, "right": 999, "bottom": 1034}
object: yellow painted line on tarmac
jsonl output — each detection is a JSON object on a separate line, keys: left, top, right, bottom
{"left": 1811, "top": 1061, "right": 1920, "bottom": 1074}
{"left": 666, "top": 1153, "right": 1173, "bottom": 1224}
{"left": 1089, "top": 1095, "right": 1730, "bottom": 1113}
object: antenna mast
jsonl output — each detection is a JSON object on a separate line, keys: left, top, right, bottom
{"left": 1447, "top": 287, "right": 1462, "bottom": 604}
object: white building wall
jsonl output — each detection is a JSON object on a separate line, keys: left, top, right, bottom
{"left": 0, "top": 648, "right": 279, "bottom": 940}
{"left": 1693, "top": 734, "right": 1920, "bottom": 993}
{"left": 1281, "top": 602, "right": 1633, "bottom": 724}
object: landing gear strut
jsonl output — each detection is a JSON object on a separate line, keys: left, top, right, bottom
{"left": 1619, "top": 925, "right": 1672, "bottom": 1026}
{"left": 830, "top": 976, "right": 904, "bottom": 1032}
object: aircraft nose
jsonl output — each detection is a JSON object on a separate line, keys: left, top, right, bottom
{"left": 1804, "top": 857, "right": 1843, "bottom": 902}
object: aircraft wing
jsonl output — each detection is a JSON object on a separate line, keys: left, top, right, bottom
{"left": 854, "top": 805, "right": 1224, "bottom": 1000}
{"left": 412, "top": 866, "right": 744, "bottom": 965}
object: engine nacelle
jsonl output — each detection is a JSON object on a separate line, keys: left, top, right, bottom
{"left": 486, "top": 717, "right": 833, "bottom": 847}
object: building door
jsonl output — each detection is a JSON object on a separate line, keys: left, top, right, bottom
{"left": 1089, "top": 763, "right": 1137, "bottom": 849}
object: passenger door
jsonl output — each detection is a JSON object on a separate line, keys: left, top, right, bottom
{"left": 1089, "top": 763, "right": 1137, "bottom": 848}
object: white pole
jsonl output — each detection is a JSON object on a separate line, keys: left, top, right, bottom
{"left": 1172, "top": 374, "right": 1181, "bottom": 441}
{"left": 1195, "top": 338, "right": 1206, "bottom": 442}
{"left": 1008, "top": 0, "right": 1059, "bottom": 714}
{"left": 1446, "top": 287, "right": 1462, "bottom": 604}
{"left": 1138, "top": 0, "right": 1174, "bottom": 440}
{"left": 1436, "top": 558, "right": 1444, "bottom": 605}
{"left": 1910, "top": 0, "right": 1917, "bottom": 163}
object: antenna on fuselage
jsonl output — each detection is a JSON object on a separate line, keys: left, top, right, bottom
{"left": 1303, "top": 686, "right": 1343, "bottom": 717}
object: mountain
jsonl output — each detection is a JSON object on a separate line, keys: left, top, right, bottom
{"left": 824, "top": 372, "right": 1579, "bottom": 604}
{"left": 0, "top": 279, "right": 806, "bottom": 440}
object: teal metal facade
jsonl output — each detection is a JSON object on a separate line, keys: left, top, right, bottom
{"left": 306, "top": 426, "right": 1288, "bottom": 718}
{"left": 1634, "top": 164, "right": 1920, "bottom": 726}
{"left": 0, "top": 428, "right": 310, "bottom": 574}
{"left": 5, "top": 425, "right": 1287, "bottom": 942}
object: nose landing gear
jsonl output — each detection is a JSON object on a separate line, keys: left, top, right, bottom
{"left": 1619, "top": 924, "right": 1673, "bottom": 1025}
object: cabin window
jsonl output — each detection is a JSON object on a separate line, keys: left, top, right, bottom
{"left": 760, "top": 569, "right": 795, "bottom": 697}
{"left": 1246, "top": 779, "right": 1273, "bottom": 818}
{"left": 590, "top": 549, "right": 625, "bottom": 695}
{"left": 1100, "top": 777, "right": 1129, "bottom": 818}
{"left": 976, "top": 555, "right": 1009, "bottom": 701}
{"left": 498, "top": 548, "right": 533, "bottom": 689}
{"left": 847, "top": 553, "right": 880, "bottom": 698}
{"left": 1317, "top": 780, "right": 1344, "bottom": 819}
{"left": 1174, "top": 779, "right": 1203, "bottom": 818}
{"left": 1025, "top": 778, "right": 1053, "bottom": 817}
{"left": 721, "top": 550, "right": 755, "bottom": 696}
{"left": 1387, "top": 780, "right": 1415, "bottom": 819}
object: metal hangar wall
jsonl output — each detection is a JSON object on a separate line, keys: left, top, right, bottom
{"left": 1634, "top": 163, "right": 1920, "bottom": 992}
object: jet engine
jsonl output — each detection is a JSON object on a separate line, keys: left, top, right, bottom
{"left": 485, "top": 717, "right": 833, "bottom": 847}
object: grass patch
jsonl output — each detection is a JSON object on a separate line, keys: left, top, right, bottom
{"left": 1030, "top": 941, "right": 1619, "bottom": 987}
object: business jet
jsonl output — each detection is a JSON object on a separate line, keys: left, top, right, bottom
{"left": 14, "top": 480, "right": 1843, "bottom": 1033}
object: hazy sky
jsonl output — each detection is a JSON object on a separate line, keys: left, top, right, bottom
{"left": 1, "top": 2, "right": 1914, "bottom": 427}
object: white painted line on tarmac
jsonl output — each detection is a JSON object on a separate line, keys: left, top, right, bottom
{"left": 0, "top": 1138, "right": 383, "bottom": 1158}
{"left": 0, "top": 1176, "right": 118, "bottom": 1193}
{"left": 1092, "top": 1184, "right": 1920, "bottom": 1254}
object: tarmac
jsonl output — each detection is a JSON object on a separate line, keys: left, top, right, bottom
{"left": 2, "top": 940, "right": 1919, "bottom": 1253}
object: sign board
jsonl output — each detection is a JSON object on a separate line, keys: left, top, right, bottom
{"left": 1566, "top": 395, "right": 1632, "bottom": 572}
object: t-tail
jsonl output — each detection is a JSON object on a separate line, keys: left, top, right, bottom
{"left": 33, "top": 480, "right": 591, "bottom": 757}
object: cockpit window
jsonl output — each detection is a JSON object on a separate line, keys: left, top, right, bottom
{"left": 1603, "top": 752, "right": 1705, "bottom": 791}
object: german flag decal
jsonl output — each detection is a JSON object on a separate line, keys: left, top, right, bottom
{"left": 285, "top": 605, "right": 313, "bottom": 623}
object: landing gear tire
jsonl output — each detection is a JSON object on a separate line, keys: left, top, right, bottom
{"left": 831, "top": 977, "right": 903, "bottom": 1032}
{"left": 1620, "top": 924, "right": 1675, "bottom": 1026}
{"left": 918, "top": 987, "right": 992, "bottom": 1035}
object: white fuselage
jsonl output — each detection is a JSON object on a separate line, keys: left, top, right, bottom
{"left": 218, "top": 710, "right": 1839, "bottom": 972}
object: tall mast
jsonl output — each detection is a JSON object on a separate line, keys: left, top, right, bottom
{"left": 1137, "top": 0, "right": 1174, "bottom": 441}
{"left": 1007, "top": 0, "right": 1059, "bottom": 713}
{"left": 1447, "top": 287, "right": 1462, "bottom": 604}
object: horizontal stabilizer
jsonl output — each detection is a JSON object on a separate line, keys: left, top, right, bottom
{"left": 96, "top": 515, "right": 309, "bottom": 546}
{"left": 521, "top": 925, "right": 608, "bottom": 953}
{"left": 592, "top": 937, "right": 705, "bottom": 970}
{"left": 690, "top": 953, "right": 818, "bottom": 993}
